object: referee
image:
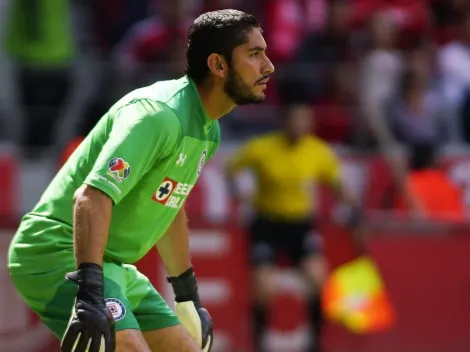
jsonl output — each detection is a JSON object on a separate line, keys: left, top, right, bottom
{"left": 226, "top": 102, "right": 363, "bottom": 352}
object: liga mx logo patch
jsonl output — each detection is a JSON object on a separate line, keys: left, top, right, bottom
{"left": 105, "top": 298, "right": 126, "bottom": 321}
{"left": 107, "top": 157, "right": 130, "bottom": 182}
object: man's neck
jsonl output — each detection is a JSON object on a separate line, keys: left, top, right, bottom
{"left": 196, "top": 80, "right": 236, "bottom": 120}
{"left": 283, "top": 132, "right": 302, "bottom": 145}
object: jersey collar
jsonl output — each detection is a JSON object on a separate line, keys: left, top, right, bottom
{"left": 187, "top": 76, "right": 215, "bottom": 134}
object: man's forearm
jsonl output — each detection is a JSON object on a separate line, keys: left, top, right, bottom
{"left": 156, "top": 207, "right": 192, "bottom": 277}
{"left": 73, "top": 185, "right": 113, "bottom": 267}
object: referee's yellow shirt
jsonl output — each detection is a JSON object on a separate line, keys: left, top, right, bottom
{"left": 227, "top": 133, "right": 341, "bottom": 220}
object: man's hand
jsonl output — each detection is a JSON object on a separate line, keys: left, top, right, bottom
{"left": 61, "top": 263, "right": 116, "bottom": 352}
{"left": 333, "top": 203, "right": 363, "bottom": 229}
{"left": 168, "top": 268, "right": 213, "bottom": 352}
{"left": 333, "top": 203, "right": 367, "bottom": 254}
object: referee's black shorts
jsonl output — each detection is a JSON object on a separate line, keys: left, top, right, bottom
{"left": 249, "top": 214, "right": 323, "bottom": 267}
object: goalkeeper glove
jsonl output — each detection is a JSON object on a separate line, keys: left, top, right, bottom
{"left": 168, "top": 267, "right": 213, "bottom": 352}
{"left": 61, "top": 263, "right": 116, "bottom": 352}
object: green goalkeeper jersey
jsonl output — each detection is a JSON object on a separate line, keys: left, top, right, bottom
{"left": 9, "top": 76, "right": 220, "bottom": 269}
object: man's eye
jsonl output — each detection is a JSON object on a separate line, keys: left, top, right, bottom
{"left": 251, "top": 52, "right": 260, "bottom": 58}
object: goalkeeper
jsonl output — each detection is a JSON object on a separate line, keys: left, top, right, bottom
{"left": 8, "top": 9, "right": 274, "bottom": 352}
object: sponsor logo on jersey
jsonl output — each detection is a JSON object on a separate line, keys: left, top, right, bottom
{"left": 105, "top": 298, "right": 126, "bottom": 321}
{"left": 152, "top": 177, "right": 194, "bottom": 209}
{"left": 152, "top": 177, "right": 178, "bottom": 203}
{"left": 107, "top": 157, "right": 130, "bottom": 182}
{"left": 94, "top": 174, "right": 121, "bottom": 194}
{"left": 198, "top": 150, "right": 207, "bottom": 175}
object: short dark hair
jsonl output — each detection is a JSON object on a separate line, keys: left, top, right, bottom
{"left": 185, "top": 9, "right": 261, "bottom": 84}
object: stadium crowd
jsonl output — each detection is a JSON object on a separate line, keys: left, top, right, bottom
{"left": 1, "top": 0, "right": 470, "bottom": 154}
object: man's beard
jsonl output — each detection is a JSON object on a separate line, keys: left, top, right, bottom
{"left": 224, "top": 69, "right": 265, "bottom": 105}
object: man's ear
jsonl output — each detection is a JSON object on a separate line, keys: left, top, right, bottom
{"left": 207, "top": 53, "right": 228, "bottom": 79}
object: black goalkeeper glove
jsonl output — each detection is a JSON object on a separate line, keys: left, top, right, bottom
{"left": 61, "top": 263, "right": 116, "bottom": 352}
{"left": 168, "top": 268, "right": 213, "bottom": 352}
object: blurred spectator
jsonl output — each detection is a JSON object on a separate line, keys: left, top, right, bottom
{"left": 438, "top": 10, "right": 470, "bottom": 142}
{"left": 393, "top": 143, "right": 466, "bottom": 220}
{"left": 113, "top": 0, "right": 196, "bottom": 85}
{"left": 386, "top": 48, "right": 451, "bottom": 145}
{"left": 386, "top": 0, "right": 430, "bottom": 50}
{"left": 295, "top": 0, "right": 351, "bottom": 100}
{"left": 359, "top": 10, "right": 403, "bottom": 145}
{"left": 261, "top": 0, "right": 328, "bottom": 64}
{"left": 94, "top": 0, "right": 150, "bottom": 54}
{"left": 459, "top": 87, "right": 470, "bottom": 143}
{"left": 0, "top": 110, "right": 4, "bottom": 142}
{"left": 2, "top": 0, "right": 76, "bottom": 156}
{"left": 358, "top": 10, "right": 425, "bottom": 216}
{"left": 313, "top": 63, "right": 357, "bottom": 144}
{"left": 352, "top": 0, "right": 429, "bottom": 38}
{"left": 430, "top": 0, "right": 470, "bottom": 45}
{"left": 0, "top": 0, "right": 10, "bottom": 143}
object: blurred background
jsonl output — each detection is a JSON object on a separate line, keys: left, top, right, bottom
{"left": 1, "top": 0, "right": 470, "bottom": 351}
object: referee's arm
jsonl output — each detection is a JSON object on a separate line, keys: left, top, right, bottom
{"left": 328, "top": 179, "right": 366, "bottom": 253}
{"left": 225, "top": 141, "right": 258, "bottom": 202}
{"left": 318, "top": 145, "right": 359, "bottom": 208}
{"left": 320, "top": 148, "right": 366, "bottom": 251}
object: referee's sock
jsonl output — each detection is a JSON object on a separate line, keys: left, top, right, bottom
{"left": 307, "top": 294, "right": 324, "bottom": 352}
{"left": 253, "top": 303, "right": 268, "bottom": 352}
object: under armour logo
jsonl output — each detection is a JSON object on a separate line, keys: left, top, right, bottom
{"left": 176, "top": 153, "right": 187, "bottom": 166}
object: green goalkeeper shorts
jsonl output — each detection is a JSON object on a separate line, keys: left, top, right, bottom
{"left": 9, "top": 260, "right": 180, "bottom": 339}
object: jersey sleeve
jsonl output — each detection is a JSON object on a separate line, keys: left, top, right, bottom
{"left": 318, "top": 145, "right": 342, "bottom": 186}
{"left": 84, "top": 100, "right": 181, "bottom": 204}
{"left": 226, "top": 139, "right": 259, "bottom": 173}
